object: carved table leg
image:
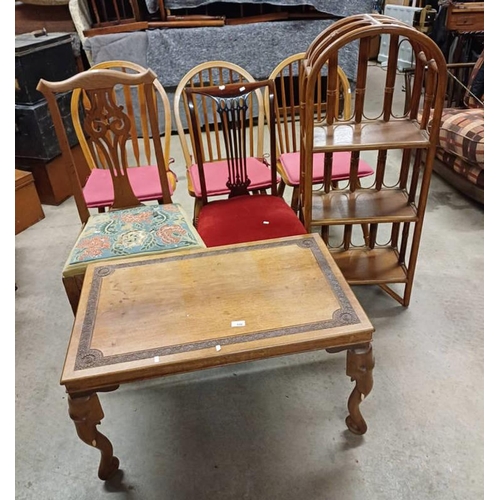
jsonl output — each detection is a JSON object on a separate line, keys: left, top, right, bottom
{"left": 68, "top": 392, "right": 120, "bottom": 480}
{"left": 345, "top": 344, "right": 374, "bottom": 435}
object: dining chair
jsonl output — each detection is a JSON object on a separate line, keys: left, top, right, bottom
{"left": 184, "top": 79, "right": 307, "bottom": 247}
{"left": 37, "top": 67, "right": 206, "bottom": 314}
{"left": 268, "top": 52, "right": 374, "bottom": 213}
{"left": 72, "top": 60, "right": 177, "bottom": 212}
{"left": 173, "top": 61, "right": 277, "bottom": 224}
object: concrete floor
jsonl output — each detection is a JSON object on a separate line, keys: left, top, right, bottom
{"left": 15, "top": 65, "right": 484, "bottom": 499}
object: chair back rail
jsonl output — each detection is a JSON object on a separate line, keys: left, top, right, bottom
{"left": 37, "top": 67, "right": 172, "bottom": 224}
{"left": 184, "top": 80, "right": 278, "bottom": 205}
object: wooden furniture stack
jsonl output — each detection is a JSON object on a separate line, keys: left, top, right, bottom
{"left": 298, "top": 14, "right": 447, "bottom": 306}
{"left": 15, "top": 31, "right": 85, "bottom": 205}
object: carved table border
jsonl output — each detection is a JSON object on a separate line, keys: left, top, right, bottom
{"left": 75, "top": 237, "right": 360, "bottom": 370}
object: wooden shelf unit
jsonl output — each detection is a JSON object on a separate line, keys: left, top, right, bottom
{"left": 299, "top": 14, "right": 448, "bottom": 306}
{"left": 312, "top": 118, "right": 431, "bottom": 151}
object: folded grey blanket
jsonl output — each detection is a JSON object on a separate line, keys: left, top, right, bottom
{"left": 85, "top": 19, "right": 360, "bottom": 87}
{"left": 146, "top": 20, "right": 359, "bottom": 87}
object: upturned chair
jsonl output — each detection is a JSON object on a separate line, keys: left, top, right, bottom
{"left": 184, "top": 79, "right": 306, "bottom": 247}
{"left": 173, "top": 61, "right": 278, "bottom": 223}
{"left": 268, "top": 52, "right": 374, "bottom": 212}
{"left": 73, "top": 60, "right": 177, "bottom": 212}
{"left": 37, "top": 68, "right": 205, "bottom": 314}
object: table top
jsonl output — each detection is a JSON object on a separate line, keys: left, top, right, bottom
{"left": 61, "top": 233, "right": 374, "bottom": 393}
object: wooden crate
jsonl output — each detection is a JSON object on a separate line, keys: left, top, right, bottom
{"left": 15, "top": 169, "right": 45, "bottom": 235}
{"left": 15, "top": 144, "right": 89, "bottom": 206}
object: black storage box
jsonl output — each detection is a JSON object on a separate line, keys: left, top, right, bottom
{"left": 15, "top": 32, "right": 77, "bottom": 105}
{"left": 15, "top": 90, "right": 78, "bottom": 161}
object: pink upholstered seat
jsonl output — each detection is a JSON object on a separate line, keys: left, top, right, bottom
{"left": 188, "top": 158, "right": 280, "bottom": 197}
{"left": 83, "top": 166, "right": 175, "bottom": 208}
{"left": 279, "top": 151, "right": 374, "bottom": 186}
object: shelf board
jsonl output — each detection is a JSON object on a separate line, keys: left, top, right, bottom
{"left": 312, "top": 119, "right": 430, "bottom": 152}
{"left": 331, "top": 247, "right": 408, "bottom": 284}
{"left": 310, "top": 189, "right": 418, "bottom": 225}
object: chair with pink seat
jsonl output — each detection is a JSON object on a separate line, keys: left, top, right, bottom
{"left": 75, "top": 60, "right": 177, "bottom": 212}
{"left": 268, "top": 52, "right": 374, "bottom": 212}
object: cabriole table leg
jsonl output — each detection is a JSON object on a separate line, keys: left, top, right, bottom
{"left": 345, "top": 343, "right": 374, "bottom": 435}
{"left": 67, "top": 391, "right": 120, "bottom": 480}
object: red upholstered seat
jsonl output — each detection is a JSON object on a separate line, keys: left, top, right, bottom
{"left": 196, "top": 195, "right": 307, "bottom": 247}
{"left": 188, "top": 158, "right": 279, "bottom": 197}
{"left": 280, "top": 151, "right": 374, "bottom": 186}
{"left": 83, "top": 166, "right": 175, "bottom": 208}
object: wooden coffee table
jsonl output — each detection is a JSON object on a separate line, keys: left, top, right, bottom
{"left": 60, "top": 233, "right": 375, "bottom": 480}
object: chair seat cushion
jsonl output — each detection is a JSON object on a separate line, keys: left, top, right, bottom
{"left": 83, "top": 166, "right": 175, "bottom": 208}
{"left": 196, "top": 195, "right": 307, "bottom": 247}
{"left": 63, "top": 203, "right": 205, "bottom": 277}
{"left": 436, "top": 108, "right": 484, "bottom": 166}
{"left": 188, "top": 158, "right": 278, "bottom": 197}
{"left": 279, "top": 151, "right": 374, "bottom": 186}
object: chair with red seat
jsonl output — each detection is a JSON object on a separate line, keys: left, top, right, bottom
{"left": 174, "top": 61, "right": 278, "bottom": 224}
{"left": 184, "top": 79, "right": 307, "bottom": 248}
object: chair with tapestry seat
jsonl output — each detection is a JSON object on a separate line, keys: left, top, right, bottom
{"left": 173, "top": 61, "right": 278, "bottom": 224}
{"left": 73, "top": 60, "right": 177, "bottom": 212}
{"left": 37, "top": 68, "right": 206, "bottom": 314}
{"left": 184, "top": 79, "right": 307, "bottom": 248}
{"left": 268, "top": 52, "right": 374, "bottom": 213}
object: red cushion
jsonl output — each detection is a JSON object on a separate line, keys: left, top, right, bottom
{"left": 196, "top": 195, "right": 307, "bottom": 247}
{"left": 188, "top": 158, "right": 279, "bottom": 197}
{"left": 83, "top": 166, "right": 174, "bottom": 208}
{"left": 280, "top": 151, "right": 374, "bottom": 186}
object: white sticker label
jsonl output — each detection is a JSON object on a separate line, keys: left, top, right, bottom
{"left": 215, "top": 345, "right": 221, "bottom": 351}
{"left": 154, "top": 356, "right": 160, "bottom": 363}
{"left": 231, "top": 320, "right": 246, "bottom": 327}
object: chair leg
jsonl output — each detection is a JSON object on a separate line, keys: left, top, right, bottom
{"left": 193, "top": 198, "right": 203, "bottom": 226}
{"left": 63, "top": 274, "right": 85, "bottom": 315}
{"left": 291, "top": 186, "right": 300, "bottom": 213}
{"left": 278, "top": 180, "right": 286, "bottom": 197}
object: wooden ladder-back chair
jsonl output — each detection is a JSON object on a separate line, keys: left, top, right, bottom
{"left": 268, "top": 52, "right": 374, "bottom": 213}
{"left": 184, "top": 79, "right": 306, "bottom": 247}
{"left": 37, "top": 68, "right": 205, "bottom": 314}
{"left": 74, "top": 60, "right": 177, "bottom": 212}
{"left": 173, "top": 61, "right": 278, "bottom": 223}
